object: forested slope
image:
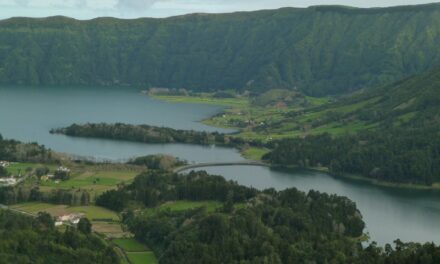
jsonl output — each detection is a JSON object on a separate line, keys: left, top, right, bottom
{"left": 1, "top": 4, "right": 440, "bottom": 95}
{"left": 265, "top": 68, "right": 440, "bottom": 184}
{"left": 97, "top": 170, "right": 440, "bottom": 263}
{"left": 0, "top": 210, "right": 119, "bottom": 263}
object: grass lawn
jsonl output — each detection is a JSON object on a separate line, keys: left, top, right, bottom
{"left": 126, "top": 252, "right": 158, "bottom": 264}
{"left": 113, "top": 238, "right": 149, "bottom": 252}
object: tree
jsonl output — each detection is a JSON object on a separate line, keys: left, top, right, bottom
{"left": 77, "top": 218, "right": 92, "bottom": 234}
{"left": 0, "top": 166, "right": 8, "bottom": 177}
{"left": 35, "top": 212, "right": 54, "bottom": 230}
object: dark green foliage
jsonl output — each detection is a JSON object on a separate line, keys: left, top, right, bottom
{"left": 358, "top": 241, "right": 440, "bottom": 264}
{"left": 51, "top": 122, "right": 256, "bottom": 148}
{"left": 96, "top": 189, "right": 130, "bottom": 212}
{"left": 35, "top": 166, "right": 50, "bottom": 177}
{"left": 0, "top": 166, "right": 8, "bottom": 177}
{"left": 266, "top": 126, "right": 440, "bottom": 185}
{"left": 103, "top": 170, "right": 364, "bottom": 263}
{"left": 35, "top": 211, "right": 55, "bottom": 230}
{"left": 52, "top": 123, "right": 221, "bottom": 145}
{"left": 98, "top": 170, "right": 257, "bottom": 210}
{"left": 266, "top": 67, "right": 440, "bottom": 185}
{"left": 0, "top": 210, "right": 119, "bottom": 264}
{"left": 1, "top": 4, "right": 440, "bottom": 95}
{"left": 0, "top": 185, "right": 93, "bottom": 206}
{"left": 77, "top": 218, "right": 92, "bottom": 234}
{"left": 0, "top": 134, "right": 54, "bottom": 163}
{"left": 98, "top": 171, "right": 440, "bottom": 263}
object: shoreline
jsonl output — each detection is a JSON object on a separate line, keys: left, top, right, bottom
{"left": 150, "top": 94, "right": 440, "bottom": 192}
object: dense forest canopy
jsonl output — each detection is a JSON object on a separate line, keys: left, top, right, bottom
{"left": 0, "top": 210, "right": 119, "bottom": 263}
{"left": 0, "top": 4, "right": 440, "bottom": 95}
{"left": 96, "top": 170, "right": 440, "bottom": 263}
{"left": 0, "top": 134, "right": 54, "bottom": 163}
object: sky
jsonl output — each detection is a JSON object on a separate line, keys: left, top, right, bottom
{"left": 0, "top": 0, "right": 438, "bottom": 20}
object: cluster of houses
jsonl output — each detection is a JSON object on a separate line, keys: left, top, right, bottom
{"left": 40, "top": 166, "right": 71, "bottom": 182}
{"left": 0, "top": 161, "right": 18, "bottom": 187}
{"left": 0, "top": 177, "right": 17, "bottom": 186}
{"left": 57, "top": 166, "right": 71, "bottom": 174}
{"left": 0, "top": 161, "right": 10, "bottom": 168}
{"left": 55, "top": 213, "right": 84, "bottom": 226}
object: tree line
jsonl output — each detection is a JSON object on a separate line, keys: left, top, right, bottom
{"left": 265, "top": 122, "right": 440, "bottom": 185}
{"left": 50, "top": 123, "right": 256, "bottom": 148}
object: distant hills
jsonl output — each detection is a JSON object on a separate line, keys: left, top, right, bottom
{"left": 1, "top": 4, "right": 440, "bottom": 95}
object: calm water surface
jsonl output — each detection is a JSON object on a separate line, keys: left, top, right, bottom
{"left": 0, "top": 86, "right": 242, "bottom": 162}
{"left": 1, "top": 86, "right": 440, "bottom": 246}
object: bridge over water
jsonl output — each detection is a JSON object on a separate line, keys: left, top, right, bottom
{"left": 173, "top": 161, "right": 269, "bottom": 173}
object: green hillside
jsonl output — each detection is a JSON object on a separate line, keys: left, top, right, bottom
{"left": 286, "top": 67, "right": 440, "bottom": 133}
{"left": 266, "top": 68, "right": 440, "bottom": 185}
{"left": 1, "top": 4, "right": 440, "bottom": 95}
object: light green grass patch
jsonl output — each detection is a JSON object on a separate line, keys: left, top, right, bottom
{"left": 113, "top": 238, "right": 149, "bottom": 252}
{"left": 10, "top": 202, "right": 56, "bottom": 213}
{"left": 241, "top": 147, "right": 270, "bottom": 161}
{"left": 6, "top": 162, "right": 57, "bottom": 176}
{"left": 126, "top": 252, "right": 158, "bottom": 264}
{"left": 68, "top": 206, "right": 119, "bottom": 221}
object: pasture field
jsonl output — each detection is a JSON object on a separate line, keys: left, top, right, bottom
{"left": 113, "top": 238, "right": 149, "bottom": 252}
{"left": 10, "top": 202, "right": 119, "bottom": 220}
{"left": 38, "top": 165, "right": 141, "bottom": 196}
{"left": 126, "top": 252, "right": 158, "bottom": 264}
{"left": 6, "top": 162, "right": 57, "bottom": 176}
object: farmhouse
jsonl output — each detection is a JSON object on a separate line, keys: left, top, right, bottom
{"left": 0, "top": 178, "right": 17, "bottom": 186}
{"left": 56, "top": 213, "right": 84, "bottom": 226}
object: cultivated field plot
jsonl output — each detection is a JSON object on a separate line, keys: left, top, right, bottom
{"left": 10, "top": 202, "right": 119, "bottom": 220}
{"left": 113, "top": 238, "right": 149, "bottom": 252}
{"left": 113, "top": 238, "right": 157, "bottom": 264}
{"left": 39, "top": 168, "right": 140, "bottom": 196}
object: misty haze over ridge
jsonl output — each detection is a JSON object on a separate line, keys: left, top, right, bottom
{"left": 0, "top": 0, "right": 438, "bottom": 19}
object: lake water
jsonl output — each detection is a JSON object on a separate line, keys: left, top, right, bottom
{"left": 0, "top": 86, "right": 243, "bottom": 163}
{"left": 1, "top": 86, "right": 440, "bottom": 246}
